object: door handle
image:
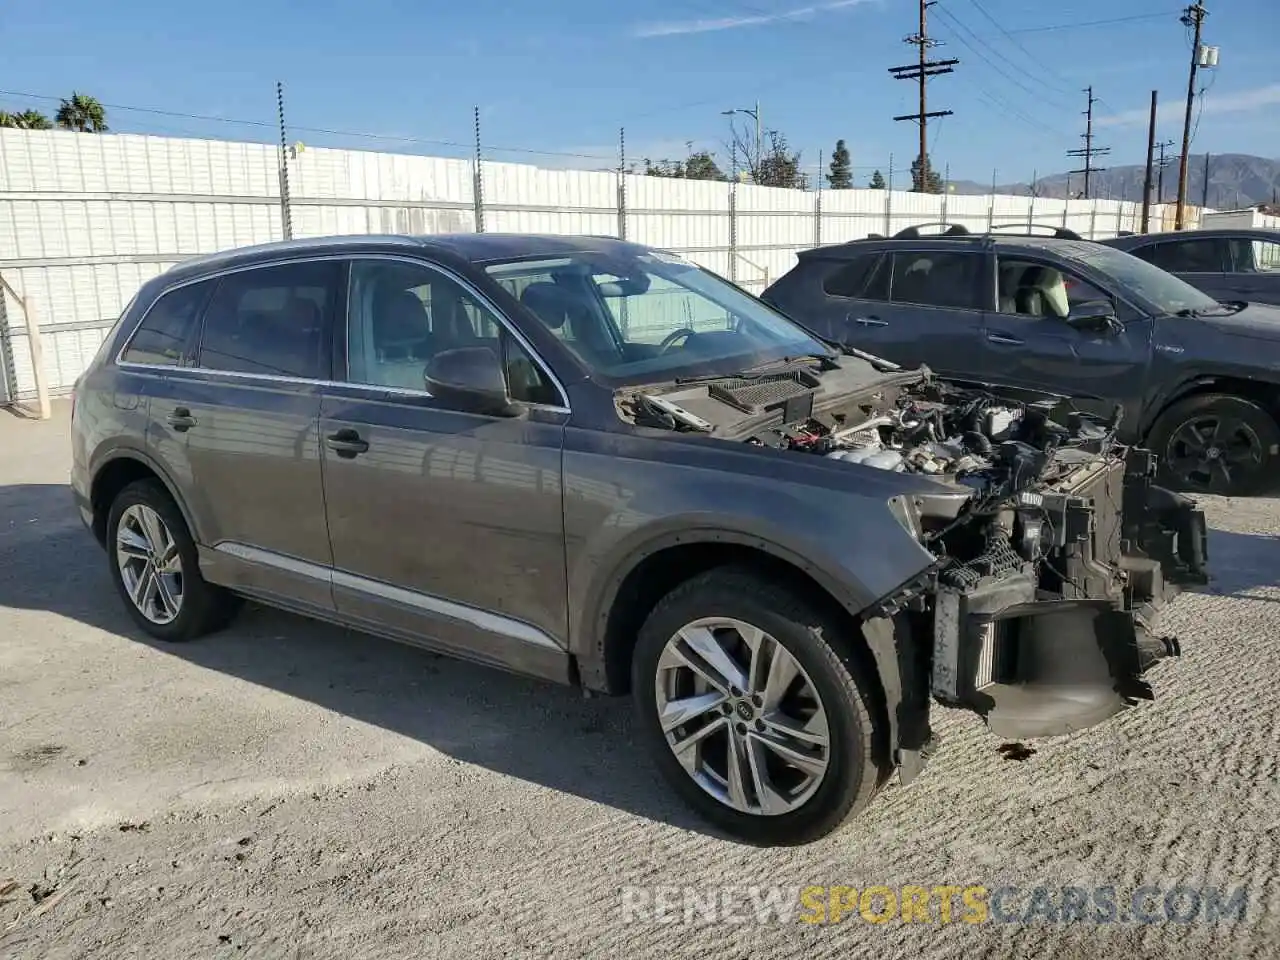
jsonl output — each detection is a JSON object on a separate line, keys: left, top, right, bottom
{"left": 986, "top": 333, "right": 1024, "bottom": 346}
{"left": 325, "top": 428, "right": 369, "bottom": 458}
{"left": 848, "top": 314, "right": 889, "bottom": 327}
{"left": 166, "top": 407, "right": 197, "bottom": 431}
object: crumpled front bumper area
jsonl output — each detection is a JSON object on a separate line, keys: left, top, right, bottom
{"left": 927, "top": 449, "right": 1209, "bottom": 739}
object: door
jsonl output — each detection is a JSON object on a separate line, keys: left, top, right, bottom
{"left": 150, "top": 259, "right": 341, "bottom": 610}
{"left": 1228, "top": 236, "right": 1280, "bottom": 306}
{"left": 1131, "top": 237, "right": 1233, "bottom": 301}
{"left": 982, "top": 256, "right": 1151, "bottom": 423}
{"left": 815, "top": 249, "right": 990, "bottom": 380}
{"left": 319, "top": 256, "right": 570, "bottom": 678}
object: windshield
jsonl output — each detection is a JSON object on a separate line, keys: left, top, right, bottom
{"left": 483, "top": 249, "right": 833, "bottom": 384}
{"left": 1073, "top": 244, "right": 1219, "bottom": 315}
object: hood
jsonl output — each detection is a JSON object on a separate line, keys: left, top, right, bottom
{"left": 1197, "top": 301, "right": 1280, "bottom": 341}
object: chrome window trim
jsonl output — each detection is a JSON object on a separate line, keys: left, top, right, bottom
{"left": 113, "top": 249, "right": 572, "bottom": 415}
{"left": 344, "top": 253, "right": 572, "bottom": 413}
{"left": 213, "top": 541, "right": 562, "bottom": 651}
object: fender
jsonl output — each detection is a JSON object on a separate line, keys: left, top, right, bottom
{"left": 1139, "top": 372, "right": 1280, "bottom": 439}
{"left": 90, "top": 446, "right": 203, "bottom": 546}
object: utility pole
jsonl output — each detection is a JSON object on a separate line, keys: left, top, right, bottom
{"left": 1175, "top": 1, "right": 1208, "bottom": 229}
{"left": 888, "top": 0, "right": 957, "bottom": 193}
{"left": 1066, "top": 86, "right": 1110, "bottom": 199}
{"left": 1155, "top": 140, "right": 1176, "bottom": 202}
{"left": 1202, "top": 153, "right": 1212, "bottom": 208}
{"left": 1141, "top": 90, "right": 1158, "bottom": 233}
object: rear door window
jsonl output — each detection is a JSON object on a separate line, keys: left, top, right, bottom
{"left": 888, "top": 252, "right": 982, "bottom": 309}
{"left": 120, "top": 280, "right": 216, "bottom": 366}
{"left": 1133, "top": 238, "right": 1230, "bottom": 273}
{"left": 822, "top": 253, "right": 886, "bottom": 299}
{"left": 196, "top": 261, "right": 340, "bottom": 380}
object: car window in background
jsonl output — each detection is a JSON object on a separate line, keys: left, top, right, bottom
{"left": 822, "top": 253, "right": 886, "bottom": 298}
{"left": 997, "top": 259, "right": 1110, "bottom": 319}
{"left": 1073, "top": 244, "right": 1219, "bottom": 316}
{"left": 1134, "top": 238, "right": 1230, "bottom": 273}
{"left": 197, "top": 261, "right": 338, "bottom": 380}
{"left": 119, "top": 281, "right": 215, "bottom": 366}
{"left": 889, "top": 252, "right": 982, "bottom": 310}
{"left": 1231, "top": 238, "right": 1280, "bottom": 273}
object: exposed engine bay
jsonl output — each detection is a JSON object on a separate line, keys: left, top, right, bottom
{"left": 623, "top": 368, "right": 1211, "bottom": 748}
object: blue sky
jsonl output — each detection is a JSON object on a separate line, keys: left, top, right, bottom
{"left": 3, "top": 0, "right": 1277, "bottom": 184}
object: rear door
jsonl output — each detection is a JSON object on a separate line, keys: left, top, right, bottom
{"left": 151, "top": 259, "right": 341, "bottom": 611}
{"left": 1228, "top": 236, "right": 1280, "bottom": 306}
{"left": 792, "top": 248, "right": 990, "bottom": 379}
{"left": 1130, "top": 237, "right": 1234, "bottom": 301}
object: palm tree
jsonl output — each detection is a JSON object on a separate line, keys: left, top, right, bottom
{"left": 0, "top": 109, "right": 53, "bottom": 129}
{"left": 55, "top": 93, "right": 108, "bottom": 133}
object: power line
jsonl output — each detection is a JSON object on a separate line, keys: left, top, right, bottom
{"left": 962, "top": 0, "right": 1076, "bottom": 99}
{"left": 1001, "top": 12, "right": 1178, "bottom": 34}
{"left": 929, "top": 4, "right": 1071, "bottom": 110}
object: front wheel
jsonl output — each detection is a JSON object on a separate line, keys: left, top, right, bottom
{"left": 1147, "top": 394, "right": 1280, "bottom": 496}
{"left": 631, "top": 567, "right": 886, "bottom": 846}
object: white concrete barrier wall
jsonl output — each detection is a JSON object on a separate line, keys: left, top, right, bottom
{"left": 0, "top": 128, "right": 1200, "bottom": 399}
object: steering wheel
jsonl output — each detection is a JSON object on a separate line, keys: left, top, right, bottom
{"left": 659, "top": 328, "right": 698, "bottom": 354}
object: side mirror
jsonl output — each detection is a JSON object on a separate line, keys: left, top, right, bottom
{"left": 424, "top": 346, "right": 520, "bottom": 417}
{"left": 1065, "top": 300, "right": 1121, "bottom": 335}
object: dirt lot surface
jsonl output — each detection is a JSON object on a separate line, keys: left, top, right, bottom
{"left": 2, "top": 402, "right": 1278, "bottom": 959}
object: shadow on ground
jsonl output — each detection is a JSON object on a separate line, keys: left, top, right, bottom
{"left": 3, "top": 482, "right": 1279, "bottom": 834}
{"left": 0, "top": 482, "right": 702, "bottom": 835}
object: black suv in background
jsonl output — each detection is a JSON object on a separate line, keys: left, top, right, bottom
{"left": 763, "top": 224, "right": 1280, "bottom": 495}
{"left": 72, "top": 234, "right": 1207, "bottom": 845}
{"left": 1102, "top": 228, "right": 1280, "bottom": 306}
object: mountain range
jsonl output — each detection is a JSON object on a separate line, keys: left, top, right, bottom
{"left": 948, "top": 153, "right": 1280, "bottom": 208}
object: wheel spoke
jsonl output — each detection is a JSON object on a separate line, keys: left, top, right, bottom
{"left": 670, "top": 716, "right": 727, "bottom": 774}
{"left": 751, "top": 728, "right": 829, "bottom": 778}
{"left": 138, "top": 564, "right": 160, "bottom": 614}
{"left": 129, "top": 561, "right": 153, "bottom": 605}
{"left": 1214, "top": 459, "right": 1233, "bottom": 489}
{"left": 660, "top": 690, "right": 726, "bottom": 733}
{"left": 744, "top": 736, "right": 792, "bottom": 816}
{"left": 741, "top": 625, "right": 768, "bottom": 696}
{"left": 677, "top": 624, "right": 748, "bottom": 693}
{"left": 154, "top": 573, "right": 179, "bottom": 620}
{"left": 761, "top": 644, "right": 800, "bottom": 709}
{"left": 155, "top": 545, "right": 182, "bottom": 575}
{"left": 138, "top": 507, "right": 168, "bottom": 555}
{"left": 117, "top": 527, "right": 151, "bottom": 560}
{"left": 724, "top": 727, "right": 752, "bottom": 811}
{"left": 761, "top": 711, "right": 830, "bottom": 748}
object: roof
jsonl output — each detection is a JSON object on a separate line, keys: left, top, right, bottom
{"left": 798, "top": 234, "right": 1101, "bottom": 261}
{"left": 1104, "top": 227, "right": 1280, "bottom": 247}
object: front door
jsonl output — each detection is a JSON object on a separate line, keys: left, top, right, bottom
{"left": 148, "top": 260, "right": 340, "bottom": 610}
{"left": 981, "top": 256, "right": 1152, "bottom": 425}
{"left": 319, "top": 256, "right": 570, "bottom": 679}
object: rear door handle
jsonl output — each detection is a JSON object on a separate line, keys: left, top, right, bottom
{"left": 166, "top": 407, "right": 197, "bottom": 431}
{"left": 849, "top": 313, "right": 889, "bottom": 327}
{"left": 986, "top": 333, "right": 1024, "bottom": 346}
{"left": 325, "top": 428, "right": 369, "bottom": 458}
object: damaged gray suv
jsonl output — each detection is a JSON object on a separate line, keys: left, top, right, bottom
{"left": 71, "top": 234, "right": 1210, "bottom": 845}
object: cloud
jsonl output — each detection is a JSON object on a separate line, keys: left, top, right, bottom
{"left": 633, "top": 0, "right": 872, "bottom": 39}
{"left": 1097, "top": 83, "right": 1280, "bottom": 127}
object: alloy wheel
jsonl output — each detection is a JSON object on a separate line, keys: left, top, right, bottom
{"left": 115, "top": 504, "right": 184, "bottom": 625}
{"left": 654, "top": 617, "right": 831, "bottom": 816}
{"left": 1165, "top": 414, "right": 1263, "bottom": 493}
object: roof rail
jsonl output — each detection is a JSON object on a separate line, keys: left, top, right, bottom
{"left": 892, "top": 222, "right": 972, "bottom": 240}
{"left": 987, "top": 223, "right": 1084, "bottom": 241}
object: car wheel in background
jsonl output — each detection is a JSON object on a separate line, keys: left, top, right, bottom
{"left": 1148, "top": 394, "right": 1280, "bottom": 496}
{"left": 631, "top": 567, "right": 886, "bottom": 846}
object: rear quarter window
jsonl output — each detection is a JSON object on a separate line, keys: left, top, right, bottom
{"left": 119, "top": 280, "right": 216, "bottom": 366}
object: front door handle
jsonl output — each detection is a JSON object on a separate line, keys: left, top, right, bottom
{"left": 166, "top": 407, "right": 197, "bottom": 431}
{"left": 986, "top": 332, "right": 1025, "bottom": 346}
{"left": 325, "top": 428, "right": 369, "bottom": 458}
{"left": 849, "top": 314, "right": 889, "bottom": 327}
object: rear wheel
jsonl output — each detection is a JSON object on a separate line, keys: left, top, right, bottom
{"left": 106, "top": 479, "right": 240, "bottom": 641}
{"left": 631, "top": 567, "right": 885, "bottom": 846}
{"left": 1148, "top": 394, "right": 1280, "bottom": 496}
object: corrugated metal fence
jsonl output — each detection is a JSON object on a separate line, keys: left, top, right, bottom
{"left": 0, "top": 128, "right": 1195, "bottom": 401}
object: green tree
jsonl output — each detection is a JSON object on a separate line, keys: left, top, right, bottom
{"left": 644, "top": 149, "right": 725, "bottom": 181}
{"left": 910, "top": 153, "right": 943, "bottom": 194}
{"left": 868, "top": 169, "right": 887, "bottom": 190}
{"left": 0, "top": 109, "right": 53, "bottom": 129}
{"left": 55, "top": 92, "right": 108, "bottom": 133}
{"left": 754, "top": 131, "right": 806, "bottom": 189}
{"left": 827, "top": 139, "right": 852, "bottom": 189}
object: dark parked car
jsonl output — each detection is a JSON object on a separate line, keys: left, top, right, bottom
{"left": 72, "top": 234, "right": 1207, "bottom": 845}
{"left": 1102, "top": 228, "right": 1280, "bottom": 306}
{"left": 763, "top": 224, "right": 1280, "bottom": 496}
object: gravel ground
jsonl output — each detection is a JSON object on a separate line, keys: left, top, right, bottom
{"left": 2, "top": 402, "right": 1278, "bottom": 959}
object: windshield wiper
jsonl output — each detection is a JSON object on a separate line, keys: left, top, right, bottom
{"left": 674, "top": 353, "right": 835, "bottom": 385}
{"left": 1175, "top": 301, "right": 1245, "bottom": 318}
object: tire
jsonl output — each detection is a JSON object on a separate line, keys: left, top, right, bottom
{"left": 105, "top": 479, "right": 241, "bottom": 641}
{"left": 631, "top": 567, "right": 886, "bottom": 846}
{"left": 1147, "top": 393, "right": 1280, "bottom": 496}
